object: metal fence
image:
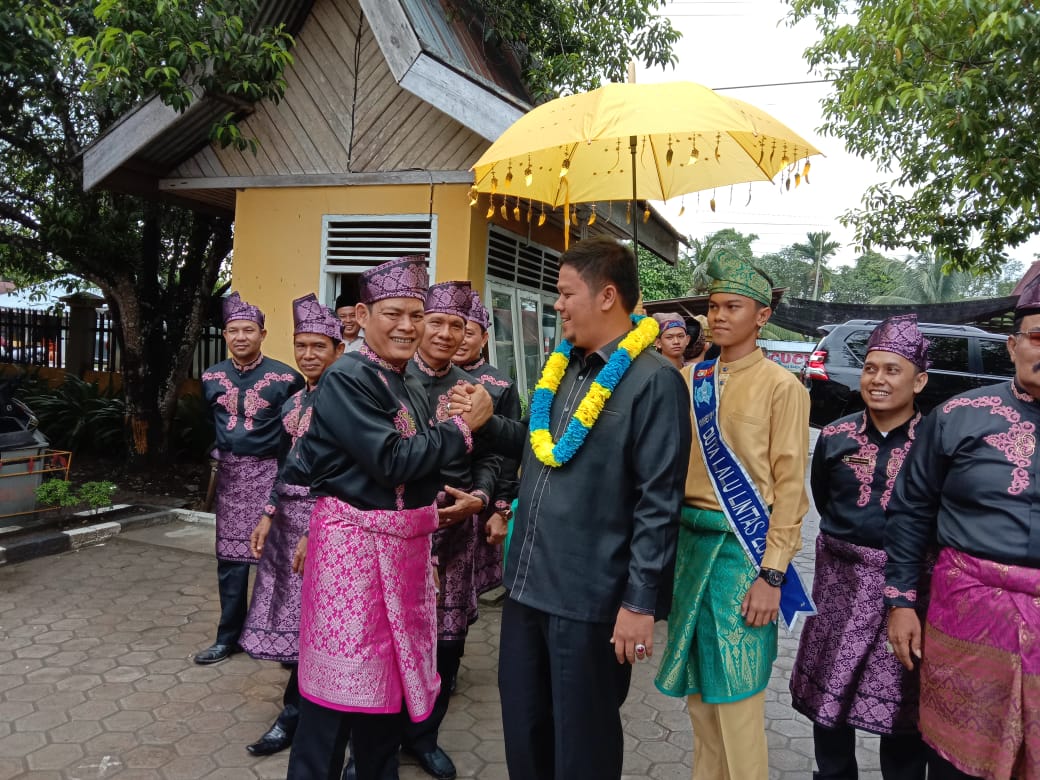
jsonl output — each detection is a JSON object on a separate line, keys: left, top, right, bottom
{"left": 0, "top": 306, "right": 226, "bottom": 378}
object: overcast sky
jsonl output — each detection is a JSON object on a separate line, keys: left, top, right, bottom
{"left": 644, "top": 0, "right": 1040, "bottom": 270}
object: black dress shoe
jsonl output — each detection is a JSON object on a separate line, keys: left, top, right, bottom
{"left": 193, "top": 643, "right": 236, "bottom": 665}
{"left": 406, "top": 746, "right": 456, "bottom": 780}
{"left": 246, "top": 722, "right": 293, "bottom": 756}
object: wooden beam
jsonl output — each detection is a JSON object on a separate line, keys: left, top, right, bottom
{"left": 401, "top": 54, "right": 523, "bottom": 142}
{"left": 82, "top": 88, "right": 209, "bottom": 192}
{"left": 159, "top": 170, "right": 475, "bottom": 190}
{"left": 358, "top": 0, "right": 421, "bottom": 82}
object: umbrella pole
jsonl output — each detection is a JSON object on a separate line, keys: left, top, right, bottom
{"left": 629, "top": 135, "right": 638, "bottom": 258}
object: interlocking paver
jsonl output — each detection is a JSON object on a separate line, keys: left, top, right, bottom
{"left": 0, "top": 430, "right": 893, "bottom": 778}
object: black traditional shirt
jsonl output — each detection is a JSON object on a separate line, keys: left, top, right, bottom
{"left": 812, "top": 409, "right": 922, "bottom": 549}
{"left": 262, "top": 386, "right": 319, "bottom": 517}
{"left": 885, "top": 381, "right": 1040, "bottom": 608}
{"left": 284, "top": 346, "right": 473, "bottom": 512}
{"left": 457, "top": 356, "right": 522, "bottom": 512}
{"left": 201, "top": 354, "right": 304, "bottom": 457}
{"left": 406, "top": 354, "right": 498, "bottom": 503}
{"left": 481, "top": 335, "right": 691, "bottom": 623}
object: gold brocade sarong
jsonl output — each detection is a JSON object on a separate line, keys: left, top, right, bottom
{"left": 655, "top": 506, "right": 777, "bottom": 704}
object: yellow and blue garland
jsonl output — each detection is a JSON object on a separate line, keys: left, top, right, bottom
{"left": 529, "top": 314, "right": 659, "bottom": 467}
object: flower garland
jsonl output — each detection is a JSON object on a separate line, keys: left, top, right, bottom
{"left": 529, "top": 314, "right": 659, "bottom": 467}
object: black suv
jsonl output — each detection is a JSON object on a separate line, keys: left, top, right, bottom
{"left": 801, "top": 319, "right": 1015, "bottom": 427}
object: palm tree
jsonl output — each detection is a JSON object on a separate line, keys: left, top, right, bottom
{"left": 791, "top": 231, "right": 841, "bottom": 300}
{"left": 869, "top": 253, "right": 969, "bottom": 304}
{"left": 685, "top": 229, "right": 759, "bottom": 294}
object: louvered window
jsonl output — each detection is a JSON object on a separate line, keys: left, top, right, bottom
{"left": 320, "top": 214, "right": 437, "bottom": 306}
{"left": 486, "top": 226, "right": 560, "bottom": 294}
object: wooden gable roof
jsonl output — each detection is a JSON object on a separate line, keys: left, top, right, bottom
{"left": 83, "top": 0, "right": 529, "bottom": 213}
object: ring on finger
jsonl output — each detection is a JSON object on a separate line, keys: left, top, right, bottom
{"left": 634, "top": 643, "right": 647, "bottom": 659}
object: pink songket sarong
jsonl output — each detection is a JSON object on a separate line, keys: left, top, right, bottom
{"left": 297, "top": 496, "right": 440, "bottom": 722}
{"left": 921, "top": 547, "right": 1040, "bottom": 780}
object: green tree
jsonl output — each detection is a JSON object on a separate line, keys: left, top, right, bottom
{"left": 637, "top": 248, "right": 691, "bottom": 301}
{"left": 448, "top": 0, "right": 681, "bottom": 100}
{"left": 0, "top": 1, "right": 293, "bottom": 464}
{"left": 789, "top": 0, "right": 1040, "bottom": 273}
{"left": 757, "top": 247, "right": 816, "bottom": 299}
{"left": 870, "top": 253, "right": 968, "bottom": 305}
{"left": 791, "top": 230, "right": 841, "bottom": 300}
{"left": 827, "top": 251, "right": 903, "bottom": 304}
{"left": 685, "top": 229, "right": 759, "bottom": 293}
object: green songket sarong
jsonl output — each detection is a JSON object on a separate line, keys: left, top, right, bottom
{"left": 655, "top": 506, "right": 777, "bottom": 703}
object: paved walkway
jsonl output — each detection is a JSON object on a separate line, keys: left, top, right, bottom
{"left": 1, "top": 434, "right": 888, "bottom": 779}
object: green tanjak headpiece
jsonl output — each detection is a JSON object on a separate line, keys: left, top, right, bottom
{"left": 707, "top": 248, "right": 772, "bottom": 306}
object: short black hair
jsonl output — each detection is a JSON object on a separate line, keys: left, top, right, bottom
{"left": 560, "top": 237, "right": 640, "bottom": 313}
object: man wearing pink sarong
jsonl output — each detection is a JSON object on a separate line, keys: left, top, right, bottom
{"left": 885, "top": 271, "right": 1040, "bottom": 780}
{"left": 282, "top": 256, "right": 491, "bottom": 780}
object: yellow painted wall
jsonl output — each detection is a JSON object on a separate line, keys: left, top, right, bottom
{"left": 230, "top": 183, "right": 490, "bottom": 364}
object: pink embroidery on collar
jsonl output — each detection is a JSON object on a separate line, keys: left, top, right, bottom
{"left": 459, "top": 356, "right": 486, "bottom": 372}
{"left": 413, "top": 353, "right": 452, "bottom": 378}
{"left": 232, "top": 353, "right": 264, "bottom": 373}
{"left": 361, "top": 343, "right": 404, "bottom": 374}
{"left": 1011, "top": 381, "right": 1039, "bottom": 404}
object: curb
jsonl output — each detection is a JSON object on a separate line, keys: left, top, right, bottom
{"left": 0, "top": 506, "right": 215, "bottom": 566}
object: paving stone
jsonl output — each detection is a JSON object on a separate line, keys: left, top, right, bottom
{"left": 25, "top": 742, "right": 85, "bottom": 771}
{"left": 0, "top": 454, "right": 847, "bottom": 779}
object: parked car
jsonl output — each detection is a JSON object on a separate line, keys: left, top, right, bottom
{"left": 801, "top": 319, "right": 1015, "bottom": 427}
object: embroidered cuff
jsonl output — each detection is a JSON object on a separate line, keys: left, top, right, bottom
{"left": 470, "top": 489, "right": 490, "bottom": 510}
{"left": 450, "top": 415, "right": 474, "bottom": 453}
{"left": 883, "top": 585, "right": 917, "bottom": 608}
{"left": 494, "top": 499, "right": 511, "bottom": 512}
{"left": 263, "top": 503, "right": 277, "bottom": 517}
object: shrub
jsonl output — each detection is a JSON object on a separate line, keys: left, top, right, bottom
{"left": 35, "top": 478, "right": 118, "bottom": 512}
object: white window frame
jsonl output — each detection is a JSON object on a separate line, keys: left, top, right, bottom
{"left": 318, "top": 214, "right": 438, "bottom": 308}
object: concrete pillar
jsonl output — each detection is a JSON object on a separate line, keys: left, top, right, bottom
{"left": 59, "top": 292, "right": 105, "bottom": 377}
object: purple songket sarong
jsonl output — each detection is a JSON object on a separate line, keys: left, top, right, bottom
{"left": 239, "top": 486, "right": 312, "bottom": 662}
{"left": 473, "top": 510, "right": 503, "bottom": 597}
{"left": 214, "top": 452, "right": 278, "bottom": 563}
{"left": 298, "top": 496, "right": 440, "bottom": 721}
{"left": 790, "top": 532, "right": 921, "bottom": 735}
{"left": 920, "top": 547, "right": 1040, "bottom": 780}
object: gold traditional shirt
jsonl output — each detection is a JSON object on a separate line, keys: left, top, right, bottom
{"left": 683, "top": 349, "right": 810, "bottom": 571}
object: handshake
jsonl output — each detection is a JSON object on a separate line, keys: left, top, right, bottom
{"left": 445, "top": 382, "right": 494, "bottom": 430}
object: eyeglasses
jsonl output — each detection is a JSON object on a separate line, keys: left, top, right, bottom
{"left": 1014, "top": 330, "right": 1040, "bottom": 346}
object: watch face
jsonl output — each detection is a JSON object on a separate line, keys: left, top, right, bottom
{"left": 759, "top": 568, "right": 784, "bottom": 587}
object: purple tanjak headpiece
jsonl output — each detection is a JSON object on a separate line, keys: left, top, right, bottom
{"left": 425, "top": 281, "right": 472, "bottom": 320}
{"left": 292, "top": 293, "right": 342, "bottom": 342}
{"left": 222, "top": 292, "right": 265, "bottom": 328}
{"left": 1015, "top": 271, "right": 1040, "bottom": 316}
{"left": 358, "top": 256, "right": 429, "bottom": 304}
{"left": 866, "top": 314, "right": 930, "bottom": 371}
{"left": 465, "top": 289, "right": 491, "bottom": 331}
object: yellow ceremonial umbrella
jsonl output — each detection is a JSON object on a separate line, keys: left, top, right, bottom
{"left": 470, "top": 81, "right": 823, "bottom": 245}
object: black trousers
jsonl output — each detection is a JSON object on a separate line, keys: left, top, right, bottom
{"left": 215, "top": 559, "right": 251, "bottom": 645}
{"left": 402, "top": 639, "right": 464, "bottom": 752}
{"left": 813, "top": 723, "right": 928, "bottom": 780}
{"left": 498, "top": 598, "right": 632, "bottom": 780}
{"left": 275, "top": 664, "right": 300, "bottom": 732}
{"left": 286, "top": 697, "right": 403, "bottom": 780}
